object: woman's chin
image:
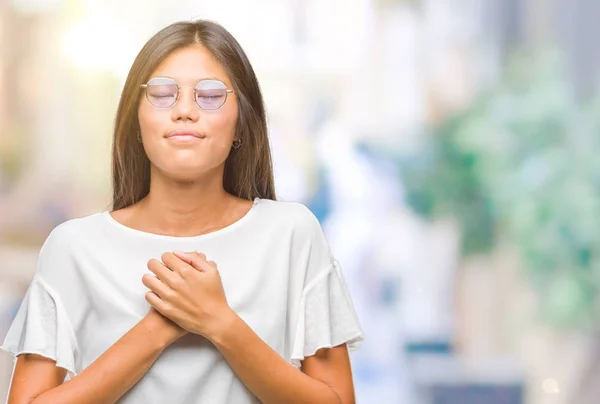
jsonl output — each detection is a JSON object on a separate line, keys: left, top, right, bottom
{"left": 151, "top": 158, "right": 224, "bottom": 182}
{"left": 165, "top": 167, "right": 219, "bottom": 183}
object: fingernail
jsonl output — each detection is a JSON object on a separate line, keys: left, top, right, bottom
{"left": 173, "top": 250, "right": 186, "bottom": 255}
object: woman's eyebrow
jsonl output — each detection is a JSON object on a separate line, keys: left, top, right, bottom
{"left": 197, "top": 76, "right": 222, "bottom": 81}
{"left": 148, "top": 75, "right": 227, "bottom": 85}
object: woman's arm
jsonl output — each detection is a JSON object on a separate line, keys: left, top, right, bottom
{"left": 7, "top": 309, "right": 185, "bottom": 404}
{"left": 144, "top": 251, "right": 356, "bottom": 404}
{"left": 211, "top": 310, "right": 355, "bottom": 404}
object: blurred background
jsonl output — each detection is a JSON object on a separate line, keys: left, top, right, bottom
{"left": 1, "top": 0, "right": 600, "bottom": 403}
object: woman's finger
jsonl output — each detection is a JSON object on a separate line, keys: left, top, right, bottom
{"left": 161, "top": 252, "right": 198, "bottom": 277}
{"left": 141, "top": 273, "right": 172, "bottom": 300}
{"left": 147, "top": 258, "right": 179, "bottom": 287}
{"left": 145, "top": 291, "right": 163, "bottom": 311}
{"left": 144, "top": 291, "right": 175, "bottom": 319}
{"left": 172, "top": 250, "right": 211, "bottom": 272}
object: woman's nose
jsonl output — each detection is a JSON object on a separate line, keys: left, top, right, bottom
{"left": 172, "top": 86, "right": 199, "bottom": 121}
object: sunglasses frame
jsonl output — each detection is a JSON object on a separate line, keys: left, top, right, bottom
{"left": 140, "top": 77, "right": 234, "bottom": 110}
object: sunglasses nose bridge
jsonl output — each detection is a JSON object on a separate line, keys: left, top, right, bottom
{"left": 175, "top": 85, "right": 198, "bottom": 106}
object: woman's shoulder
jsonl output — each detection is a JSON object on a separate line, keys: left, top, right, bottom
{"left": 256, "top": 198, "right": 320, "bottom": 225}
{"left": 42, "top": 211, "right": 105, "bottom": 247}
{"left": 254, "top": 198, "right": 325, "bottom": 239}
{"left": 32, "top": 212, "right": 104, "bottom": 282}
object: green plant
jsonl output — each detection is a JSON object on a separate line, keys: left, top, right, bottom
{"left": 401, "top": 51, "right": 600, "bottom": 328}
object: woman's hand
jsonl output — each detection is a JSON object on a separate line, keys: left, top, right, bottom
{"left": 142, "top": 307, "right": 188, "bottom": 347}
{"left": 142, "top": 251, "right": 233, "bottom": 341}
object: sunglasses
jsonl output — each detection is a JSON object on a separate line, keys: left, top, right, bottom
{"left": 140, "top": 77, "right": 234, "bottom": 110}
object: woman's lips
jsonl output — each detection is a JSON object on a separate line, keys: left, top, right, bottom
{"left": 166, "top": 134, "right": 204, "bottom": 144}
{"left": 166, "top": 130, "right": 206, "bottom": 139}
{"left": 165, "top": 130, "right": 206, "bottom": 144}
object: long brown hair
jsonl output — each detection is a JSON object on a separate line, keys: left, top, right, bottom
{"left": 111, "top": 20, "right": 276, "bottom": 211}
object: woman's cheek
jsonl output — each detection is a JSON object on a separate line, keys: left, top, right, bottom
{"left": 211, "top": 118, "right": 236, "bottom": 146}
{"left": 209, "top": 138, "right": 233, "bottom": 162}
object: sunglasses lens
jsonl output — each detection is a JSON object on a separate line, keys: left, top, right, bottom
{"left": 195, "top": 80, "right": 228, "bottom": 110}
{"left": 146, "top": 78, "right": 177, "bottom": 108}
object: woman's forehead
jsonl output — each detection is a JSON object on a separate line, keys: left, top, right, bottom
{"left": 150, "top": 45, "right": 231, "bottom": 86}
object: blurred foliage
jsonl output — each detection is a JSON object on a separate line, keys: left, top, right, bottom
{"left": 400, "top": 51, "right": 600, "bottom": 329}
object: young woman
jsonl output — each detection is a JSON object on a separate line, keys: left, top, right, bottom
{"left": 1, "top": 20, "right": 363, "bottom": 403}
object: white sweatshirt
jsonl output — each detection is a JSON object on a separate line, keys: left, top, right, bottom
{"left": 1, "top": 197, "right": 364, "bottom": 403}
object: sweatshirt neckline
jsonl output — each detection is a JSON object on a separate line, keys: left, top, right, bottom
{"left": 102, "top": 197, "right": 261, "bottom": 241}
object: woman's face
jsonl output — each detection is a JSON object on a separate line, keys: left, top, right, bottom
{"left": 138, "top": 44, "right": 239, "bottom": 182}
